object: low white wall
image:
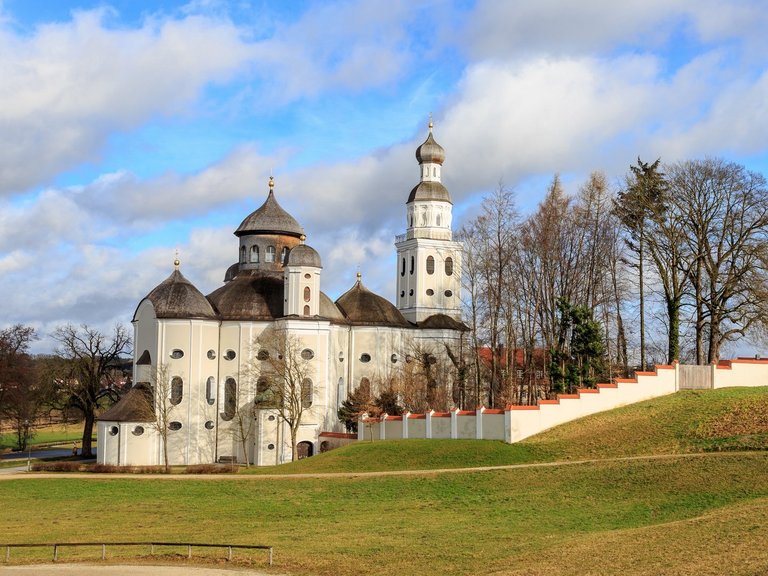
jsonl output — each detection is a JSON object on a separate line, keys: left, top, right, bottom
{"left": 360, "top": 360, "right": 768, "bottom": 444}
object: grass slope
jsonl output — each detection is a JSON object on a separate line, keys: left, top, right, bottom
{"left": 1, "top": 387, "right": 767, "bottom": 575}
{"left": 248, "top": 386, "right": 768, "bottom": 474}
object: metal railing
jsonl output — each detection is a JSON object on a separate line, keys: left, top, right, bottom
{"left": 2, "top": 542, "right": 272, "bottom": 565}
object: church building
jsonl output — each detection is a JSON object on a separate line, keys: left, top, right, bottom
{"left": 98, "top": 124, "right": 467, "bottom": 466}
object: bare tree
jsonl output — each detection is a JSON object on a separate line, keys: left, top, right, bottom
{"left": 52, "top": 324, "right": 132, "bottom": 457}
{"left": 254, "top": 330, "right": 313, "bottom": 462}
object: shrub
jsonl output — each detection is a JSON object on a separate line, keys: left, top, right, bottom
{"left": 186, "top": 464, "right": 239, "bottom": 474}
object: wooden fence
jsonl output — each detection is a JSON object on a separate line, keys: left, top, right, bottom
{"left": 2, "top": 542, "right": 272, "bottom": 565}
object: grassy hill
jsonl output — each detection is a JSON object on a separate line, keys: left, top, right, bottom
{"left": 2, "top": 387, "right": 767, "bottom": 576}
{"left": 249, "top": 386, "right": 768, "bottom": 474}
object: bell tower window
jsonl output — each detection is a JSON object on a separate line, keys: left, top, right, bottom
{"left": 304, "top": 287, "right": 311, "bottom": 302}
{"left": 250, "top": 245, "right": 259, "bottom": 263}
{"left": 426, "top": 256, "right": 435, "bottom": 275}
{"left": 445, "top": 257, "right": 454, "bottom": 276}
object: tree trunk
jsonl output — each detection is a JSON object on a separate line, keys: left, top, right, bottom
{"left": 667, "top": 297, "right": 680, "bottom": 364}
{"left": 81, "top": 410, "right": 95, "bottom": 457}
{"left": 638, "top": 233, "right": 646, "bottom": 371}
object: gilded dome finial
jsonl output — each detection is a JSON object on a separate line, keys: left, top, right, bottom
{"left": 268, "top": 175, "right": 274, "bottom": 191}
{"left": 174, "top": 249, "right": 180, "bottom": 270}
{"left": 428, "top": 112, "right": 433, "bottom": 132}
{"left": 300, "top": 234, "right": 306, "bottom": 243}
{"left": 356, "top": 271, "right": 362, "bottom": 283}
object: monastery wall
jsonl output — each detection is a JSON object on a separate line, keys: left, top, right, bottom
{"left": 358, "top": 359, "right": 768, "bottom": 444}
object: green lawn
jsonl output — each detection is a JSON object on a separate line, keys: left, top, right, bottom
{"left": 1, "top": 387, "right": 767, "bottom": 575}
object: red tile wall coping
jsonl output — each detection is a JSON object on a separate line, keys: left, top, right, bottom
{"left": 509, "top": 405, "right": 540, "bottom": 410}
{"left": 557, "top": 394, "right": 580, "bottom": 399}
{"left": 456, "top": 410, "right": 476, "bottom": 416}
{"left": 539, "top": 399, "right": 559, "bottom": 404}
{"left": 578, "top": 388, "right": 600, "bottom": 394}
{"left": 432, "top": 412, "right": 452, "bottom": 417}
{"left": 483, "top": 409, "right": 505, "bottom": 414}
{"left": 386, "top": 416, "right": 403, "bottom": 421}
{"left": 407, "top": 414, "right": 427, "bottom": 419}
{"left": 319, "top": 432, "right": 358, "bottom": 439}
{"left": 597, "top": 383, "right": 618, "bottom": 389}
{"left": 614, "top": 378, "right": 638, "bottom": 383}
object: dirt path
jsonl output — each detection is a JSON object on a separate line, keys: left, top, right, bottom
{"left": 0, "top": 451, "right": 758, "bottom": 482}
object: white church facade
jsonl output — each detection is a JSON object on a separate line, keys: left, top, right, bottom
{"left": 97, "top": 125, "right": 467, "bottom": 466}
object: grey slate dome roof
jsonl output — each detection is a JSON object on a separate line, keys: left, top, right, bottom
{"left": 418, "top": 313, "right": 470, "bottom": 332}
{"left": 98, "top": 383, "right": 154, "bottom": 423}
{"left": 287, "top": 244, "right": 322, "bottom": 268}
{"left": 235, "top": 183, "right": 304, "bottom": 238}
{"left": 134, "top": 268, "right": 217, "bottom": 321}
{"left": 408, "top": 181, "right": 452, "bottom": 204}
{"left": 415, "top": 131, "right": 445, "bottom": 165}
{"left": 319, "top": 292, "right": 346, "bottom": 322}
{"left": 336, "top": 277, "right": 411, "bottom": 328}
{"left": 207, "top": 271, "right": 284, "bottom": 321}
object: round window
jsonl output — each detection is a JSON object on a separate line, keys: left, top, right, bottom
{"left": 445, "top": 290, "right": 453, "bottom": 297}
{"left": 267, "top": 443, "right": 275, "bottom": 450}
{"left": 409, "top": 289, "right": 414, "bottom": 296}
{"left": 170, "top": 349, "right": 184, "bottom": 359}
{"left": 168, "top": 421, "right": 182, "bottom": 431}
{"left": 207, "top": 350, "right": 216, "bottom": 360}
{"left": 257, "top": 349, "right": 269, "bottom": 361}
{"left": 301, "top": 348, "right": 314, "bottom": 360}
{"left": 405, "top": 354, "right": 413, "bottom": 363}
{"left": 224, "top": 349, "right": 236, "bottom": 361}
{"left": 360, "top": 353, "right": 371, "bottom": 363}
{"left": 108, "top": 426, "right": 119, "bottom": 436}
{"left": 400, "top": 290, "right": 405, "bottom": 297}
{"left": 204, "top": 421, "right": 214, "bottom": 430}
{"left": 268, "top": 415, "right": 276, "bottom": 421}
{"left": 132, "top": 426, "right": 144, "bottom": 436}
{"left": 426, "top": 289, "right": 434, "bottom": 296}
{"left": 304, "top": 273, "right": 311, "bottom": 279}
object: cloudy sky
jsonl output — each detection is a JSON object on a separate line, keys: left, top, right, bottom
{"left": 2, "top": 0, "right": 768, "bottom": 353}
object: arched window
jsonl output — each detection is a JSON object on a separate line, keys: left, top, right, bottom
{"left": 303, "top": 305, "right": 310, "bottom": 316}
{"left": 265, "top": 246, "right": 276, "bottom": 263}
{"left": 250, "top": 245, "right": 259, "bottom": 263}
{"left": 281, "top": 246, "right": 289, "bottom": 264}
{"left": 337, "top": 377, "right": 345, "bottom": 408}
{"left": 426, "top": 256, "right": 435, "bottom": 275}
{"left": 206, "top": 376, "right": 215, "bottom": 405}
{"left": 401, "top": 258, "right": 405, "bottom": 277}
{"left": 256, "top": 376, "right": 276, "bottom": 408}
{"left": 170, "top": 377, "right": 183, "bottom": 405}
{"left": 221, "top": 377, "right": 236, "bottom": 420}
{"left": 433, "top": 167, "right": 437, "bottom": 177}
{"left": 240, "top": 246, "right": 246, "bottom": 263}
{"left": 302, "top": 378, "right": 313, "bottom": 409}
{"left": 436, "top": 213, "right": 441, "bottom": 226}
{"left": 410, "top": 256, "right": 414, "bottom": 275}
{"left": 445, "top": 256, "right": 454, "bottom": 276}
{"left": 304, "top": 286, "right": 311, "bottom": 302}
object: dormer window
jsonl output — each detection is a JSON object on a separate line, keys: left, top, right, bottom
{"left": 250, "top": 245, "right": 259, "bottom": 263}
{"left": 265, "top": 246, "right": 275, "bottom": 262}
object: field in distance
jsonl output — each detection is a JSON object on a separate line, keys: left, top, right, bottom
{"left": 1, "top": 387, "right": 767, "bottom": 576}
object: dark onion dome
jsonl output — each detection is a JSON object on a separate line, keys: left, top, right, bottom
{"left": 336, "top": 275, "right": 412, "bottom": 328}
{"left": 287, "top": 244, "right": 322, "bottom": 268}
{"left": 415, "top": 130, "right": 445, "bottom": 165}
{"left": 319, "top": 292, "right": 346, "bottom": 322}
{"left": 207, "top": 271, "right": 284, "bottom": 321}
{"left": 407, "top": 180, "right": 452, "bottom": 204}
{"left": 235, "top": 178, "right": 305, "bottom": 238}
{"left": 418, "top": 313, "right": 470, "bottom": 332}
{"left": 98, "top": 383, "right": 154, "bottom": 422}
{"left": 134, "top": 267, "right": 217, "bottom": 321}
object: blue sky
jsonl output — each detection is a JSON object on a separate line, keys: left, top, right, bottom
{"left": 2, "top": 0, "right": 768, "bottom": 353}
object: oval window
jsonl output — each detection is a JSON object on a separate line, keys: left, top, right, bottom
{"left": 302, "top": 378, "right": 313, "bottom": 409}
{"left": 426, "top": 256, "right": 435, "bottom": 275}
{"left": 304, "top": 273, "right": 311, "bottom": 279}
{"left": 207, "top": 349, "right": 216, "bottom": 360}
{"left": 445, "top": 290, "right": 453, "bottom": 297}
{"left": 206, "top": 376, "right": 215, "bottom": 405}
{"left": 303, "top": 286, "right": 311, "bottom": 302}
{"left": 400, "top": 258, "right": 405, "bottom": 277}
{"left": 301, "top": 348, "right": 314, "bottom": 360}
{"left": 400, "top": 290, "right": 405, "bottom": 297}
{"left": 426, "top": 289, "right": 434, "bottom": 296}
{"left": 338, "top": 352, "right": 344, "bottom": 362}
{"left": 132, "top": 426, "right": 144, "bottom": 436}
{"left": 168, "top": 421, "right": 182, "bottom": 431}
{"left": 268, "top": 443, "right": 275, "bottom": 450}
{"left": 360, "top": 353, "right": 371, "bottom": 363}
{"left": 224, "top": 349, "right": 236, "bottom": 361}
{"left": 170, "top": 349, "right": 184, "bottom": 359}
{"left": 204, "top": 421, "right": 214, "bottom": 430}
{"left": 391, "top": 354, "right": 398, "bottom": 363}
{"left": 409, "top": 289, "right": 414, "bottom": 296}
{"left": 405, "top": 355, "right": 413, "bottom": 363}
{"left": 108, "top": 426, "right": 119, "bottom": 436}
{"left": 170, "top": 376, "right": 183, "bottom": 405}
{"left": 268, "top": 415, "right": 276, "bottom": 421}
{"left": 445, "top": 257, "right": 454, "bottom": 276}
{"left": 257, "top": 349, "right": 269, "bottom": 361}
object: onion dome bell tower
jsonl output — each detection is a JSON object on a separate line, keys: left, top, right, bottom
{"left": 395, "top": 119, "right": 462, "bottom": 323}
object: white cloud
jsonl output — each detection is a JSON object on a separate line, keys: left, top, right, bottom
{"left": 0, "top": 8, "right": 254, "bottom": 195}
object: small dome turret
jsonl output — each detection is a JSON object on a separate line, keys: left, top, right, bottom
{"left": 235, "top": 177, "right": 305, "bottom": 238}
{"left": 287, "top": 243, "right": 322, "bottom": 268}
{"left": 134, "top": 261, "right": 217, "bottom": 321}
{"left": 415, "top": 119, "right": 445, "bottom": 165}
